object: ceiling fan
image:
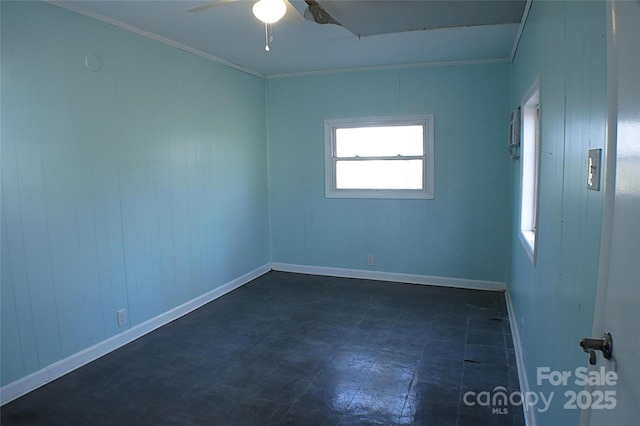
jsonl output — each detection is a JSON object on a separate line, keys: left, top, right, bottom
{"left": 187, "top": 0, "right": 341, "bottom": 51}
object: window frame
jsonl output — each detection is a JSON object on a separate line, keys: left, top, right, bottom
{"left": 519, "top": 77, "right": 542, "bottom": 264}
{"left": 324, "top": 115, "right": 435, "bottom": 200}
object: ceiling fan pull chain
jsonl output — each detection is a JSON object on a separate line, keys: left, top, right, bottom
{"left": 264, "top": 22, "right": 270, "bottom": 51}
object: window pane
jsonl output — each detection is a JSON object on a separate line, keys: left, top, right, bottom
{"left": 335, "top": 125, "right": 423, "bottom": 157}
{"left": 336, "top": 159, "right": 423, "bottom": 189}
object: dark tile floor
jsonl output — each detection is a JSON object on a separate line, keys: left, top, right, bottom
{"left": 1, "top": 271, "right": 525, "bottom": 425}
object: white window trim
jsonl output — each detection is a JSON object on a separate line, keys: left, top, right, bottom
{"left": 324, "top": 115, "right": 435, "bottom": 200}
{"left": 519, "top": 76, "right": 541, "bottom": 265}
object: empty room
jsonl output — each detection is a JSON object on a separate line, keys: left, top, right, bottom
{"left": 1, "top": 1, "right": 638, "bottom": 425}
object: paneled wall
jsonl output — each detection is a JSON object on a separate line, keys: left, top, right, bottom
{"left": 1, "top": 1, "right": 269, "bottom": 386}
{"left": 267, "top": 65, "right": 512, "bottom": 282}
{"left": 2, "top": 3, "right": 610, "bottom": 416}
{"left": 508, "top": 1, "right": 606, "bottom": 424}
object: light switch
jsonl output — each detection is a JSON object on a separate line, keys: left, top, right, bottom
{"left": 588, "top": 149, "right": 602, "bottom": 191}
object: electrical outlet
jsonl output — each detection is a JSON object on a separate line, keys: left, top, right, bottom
{"left": 367, "top": 254, "right": 375, "bottom": 266}
{"left": 117, "top": 309, "right": 128, "bottom": 327}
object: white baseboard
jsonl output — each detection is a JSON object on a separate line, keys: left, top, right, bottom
{"left": 270, "top": 263, "right": 507, "bottom": 292}
{"left": 505, "top": 288, "right": 536, "bottom": 426}
{"left": 0, "top": 264, "right": 270, "bottom": 406}
{"left": 2, "top": 262, "right": 506, "bottom": 405}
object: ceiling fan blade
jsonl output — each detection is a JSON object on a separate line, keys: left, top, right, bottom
{"left": 186, "top": 0, "right": 238, "bottom": 13}
{"left": 281, "top": 0, "right": 305, "bottom": 24}
{"left": 189, "top": 0, "right": 303, "bottom": 25}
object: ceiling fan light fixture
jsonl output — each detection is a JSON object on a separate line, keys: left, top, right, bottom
{"left": 252, "top": 0, "right": 286, "bottom": 24}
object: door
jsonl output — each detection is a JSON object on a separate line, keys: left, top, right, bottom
{"left": 581, "top": 1, "right": 640, "bottom": 425}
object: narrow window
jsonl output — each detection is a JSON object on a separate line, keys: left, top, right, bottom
{"left": 520, "top": 78, "right": 541, "bottom": 263}
{"left": 324, "top": 115, "right": 434, "bottom": 199}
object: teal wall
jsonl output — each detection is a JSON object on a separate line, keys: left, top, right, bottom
{"left": 508, "top": 1, "right": 606, "bottom": 424}
{"left": 1, "top": 2, "right": 269, "bottom": 386}
{"left": 1, "top": 3, "right": 610, "bottom": 420}
{"left": 267, "top": 65, "right": 512, "bottom": 282}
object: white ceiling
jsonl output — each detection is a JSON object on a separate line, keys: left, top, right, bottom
{"left": 52, "top": 0, "right": 528, "bottom": 78}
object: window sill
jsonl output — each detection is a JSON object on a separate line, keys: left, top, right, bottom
{"left": 325, "top": 188, "right": 434, "bottom": 200}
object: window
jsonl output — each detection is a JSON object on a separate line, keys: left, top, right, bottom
{"left": 324, "top": 115, "right": 434, "bottom": 199}
{"left": 520, "top": 77, "right": 541, "bottom": 263}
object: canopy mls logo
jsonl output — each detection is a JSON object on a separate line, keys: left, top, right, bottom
{"left": 463, "top": 386, "right": 553, "bottom": 414}
{"left": 463, "top": 366, "right": 619, "bottom": 415}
